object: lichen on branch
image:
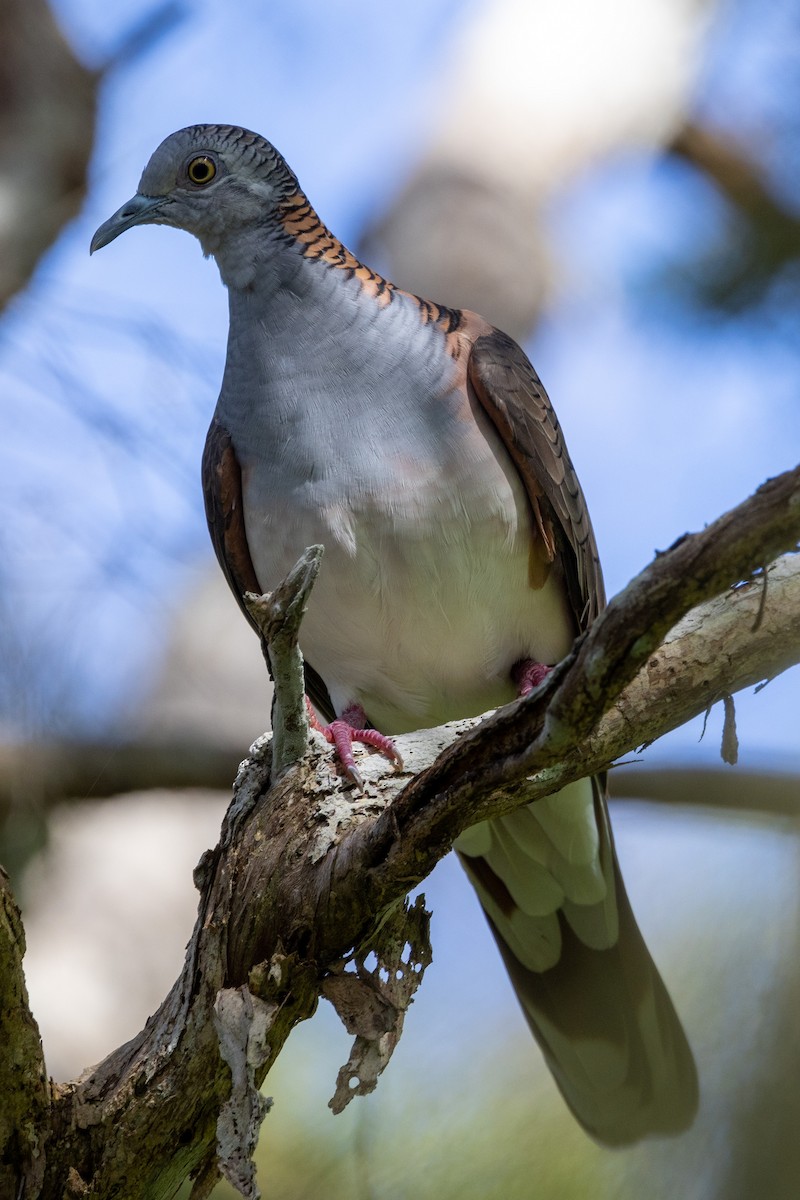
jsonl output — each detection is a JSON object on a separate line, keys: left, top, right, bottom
{"left": 2, "top": 465, "right": 799, "bottom": 1199}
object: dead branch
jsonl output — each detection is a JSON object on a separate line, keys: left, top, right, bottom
{"left": 1, "top": 464, "right": 799, "bottom": 1199}
{"left": 243, "top": 545, "right": 323, "bottom": 779}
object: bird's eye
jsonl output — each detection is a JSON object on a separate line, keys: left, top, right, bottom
{"left": 187, "top": 156, "right": 216, "bottom": 185}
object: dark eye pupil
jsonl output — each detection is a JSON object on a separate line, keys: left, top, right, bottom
{"left": 190, "top": 158, "right": 214, "bottom": 183}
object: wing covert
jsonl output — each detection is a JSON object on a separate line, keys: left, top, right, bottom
{"left": 468, "top": 328, "right": 605, "bottom": 630}
{"left": 201, "top": 418, "right": 335, "bottom": 720}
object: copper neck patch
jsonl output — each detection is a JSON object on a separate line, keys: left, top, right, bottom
{"left": 278, "top": 190, "right": 464, "bottom": 338}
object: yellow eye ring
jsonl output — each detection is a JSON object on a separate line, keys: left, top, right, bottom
{"left": 187, "top": 156, "right": 216, "bottom": 185}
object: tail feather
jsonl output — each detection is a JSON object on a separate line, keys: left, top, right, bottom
{"left": 456, "top": 777, "right": 698, "bottom": 1144}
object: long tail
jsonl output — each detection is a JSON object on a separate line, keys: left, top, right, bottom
{"left": 456, "top": 777, "right": 698, "bottom": 1145}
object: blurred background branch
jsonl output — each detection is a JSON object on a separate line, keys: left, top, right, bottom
{"left": 0, "top": 0, "right": 96, "bottom": 311}
{"left": 667, "top": 117, "right": 800, "bottom": 311}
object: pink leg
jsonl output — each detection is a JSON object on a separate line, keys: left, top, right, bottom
{"left": 511, "top": 658, "right": 553, "bottom": 697}
{"left": 306, "top": 698, "right": 404, "bottom": 789}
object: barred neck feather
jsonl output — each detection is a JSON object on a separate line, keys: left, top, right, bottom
{"left": 276, "top": 188, "right": 463, "bottom": 336}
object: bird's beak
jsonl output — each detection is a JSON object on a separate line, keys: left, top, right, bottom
{"left": 90, "top": 193, "right": 167, "bottom": 253}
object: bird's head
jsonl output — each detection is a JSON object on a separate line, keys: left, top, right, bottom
{"left": 90, "top": 124, "right": 299, "bottom": 262}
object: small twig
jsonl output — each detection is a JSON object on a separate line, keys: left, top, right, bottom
{"left": 699, "top": 703, "right": 713, "bottom": 743}
{"left": 752, "top": 565, "right": 769, "bottom": 633}
{"left": 721, "top": 695, "right": 739, "bottom": 765}
{"left": 244, "top": 546, "right": 324, "bottom": 780}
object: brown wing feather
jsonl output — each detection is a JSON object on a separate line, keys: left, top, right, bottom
{"left": 202, "top": 418, "right": 262, "bottom": 611}
{"left": 201, "top": 418, "right": 335, "bottom": 720}
{"left": 467, "top": 327, "right": 605, "bottom": 630}
{"left": 462, "top": 327, "right": 696, "bottom": 1142}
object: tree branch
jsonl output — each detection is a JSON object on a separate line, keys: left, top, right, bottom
{"left": 0, "top": 869, "right": 49, "bottom": 1199}
{"left": 3, "top": 465, "right": 799, "bottom": 1198}
{"left": 243, "top": 544, "right": 323, "bottom": 780}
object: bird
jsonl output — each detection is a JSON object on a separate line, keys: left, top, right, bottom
{"left": 91, "top": 124, "right": 698, "bottom": 1144}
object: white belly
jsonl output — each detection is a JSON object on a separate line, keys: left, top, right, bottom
{"left": 241, "top": 414, "right": 574, "bottom": 732}
{"left": 303, "top": 522, "right": 574, "bottom": 732}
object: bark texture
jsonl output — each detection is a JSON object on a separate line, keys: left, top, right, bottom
{"left": 1, "top": 465, "right": 799, "bottom": 1199}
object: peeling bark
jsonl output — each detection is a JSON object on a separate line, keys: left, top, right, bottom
{"left": 213, "top": 986, "right": 275, "bottom": 1199}
{"left": 0, "top": 467, "right": 798, "bottom": 1197}
{"left": 324, "top": 895, "right": 432, "bottom": 1114}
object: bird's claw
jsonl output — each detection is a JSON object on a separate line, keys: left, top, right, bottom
{"left": 345, "top": 763, "right": 365, "bottom": 792}
{"left": 511, "top": 658, "right": 553, "bottom": 697}
{"left": 306, "top": 698, "right": 403, "bottom": 788}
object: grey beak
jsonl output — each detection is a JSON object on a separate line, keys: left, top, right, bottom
{"left": 90, "top": 193, "right": 167, "bottom": 253}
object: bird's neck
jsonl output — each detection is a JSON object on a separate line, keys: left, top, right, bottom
{"left": 273, "top": 189, "right": 397, "bottom": 306}
{"left": 215, "top": 188, "right": 468, "bottom": 443}
{"left": 208, "top": 186, "right": 387, "bottom": 300}
{"left": 215, "top": 188, "right": 461, "bottom": 342}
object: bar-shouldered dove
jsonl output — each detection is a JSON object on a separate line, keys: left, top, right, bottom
{"left": 92, "top": 125, "right": 697, "bottom": 1144}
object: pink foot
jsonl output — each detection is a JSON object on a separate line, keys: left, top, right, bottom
{"left": 306, "top": 699, "right": 404, "bottom": 789}
{"left": 511, "top": 658, "right": 552, "bottom": 698}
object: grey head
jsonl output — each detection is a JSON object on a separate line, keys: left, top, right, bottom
{"left": 90, "top": 125, "right": 299, "bottom": 260}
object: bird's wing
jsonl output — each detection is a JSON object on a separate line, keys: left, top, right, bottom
{"left": 467, "top": 325, "right": 605, "bottom": 630}
{"left": 202, "top": 417, "right": 335, "bottom": 719}
{"left": 458, "top": 325, "right": 697, "bottom": 1143}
